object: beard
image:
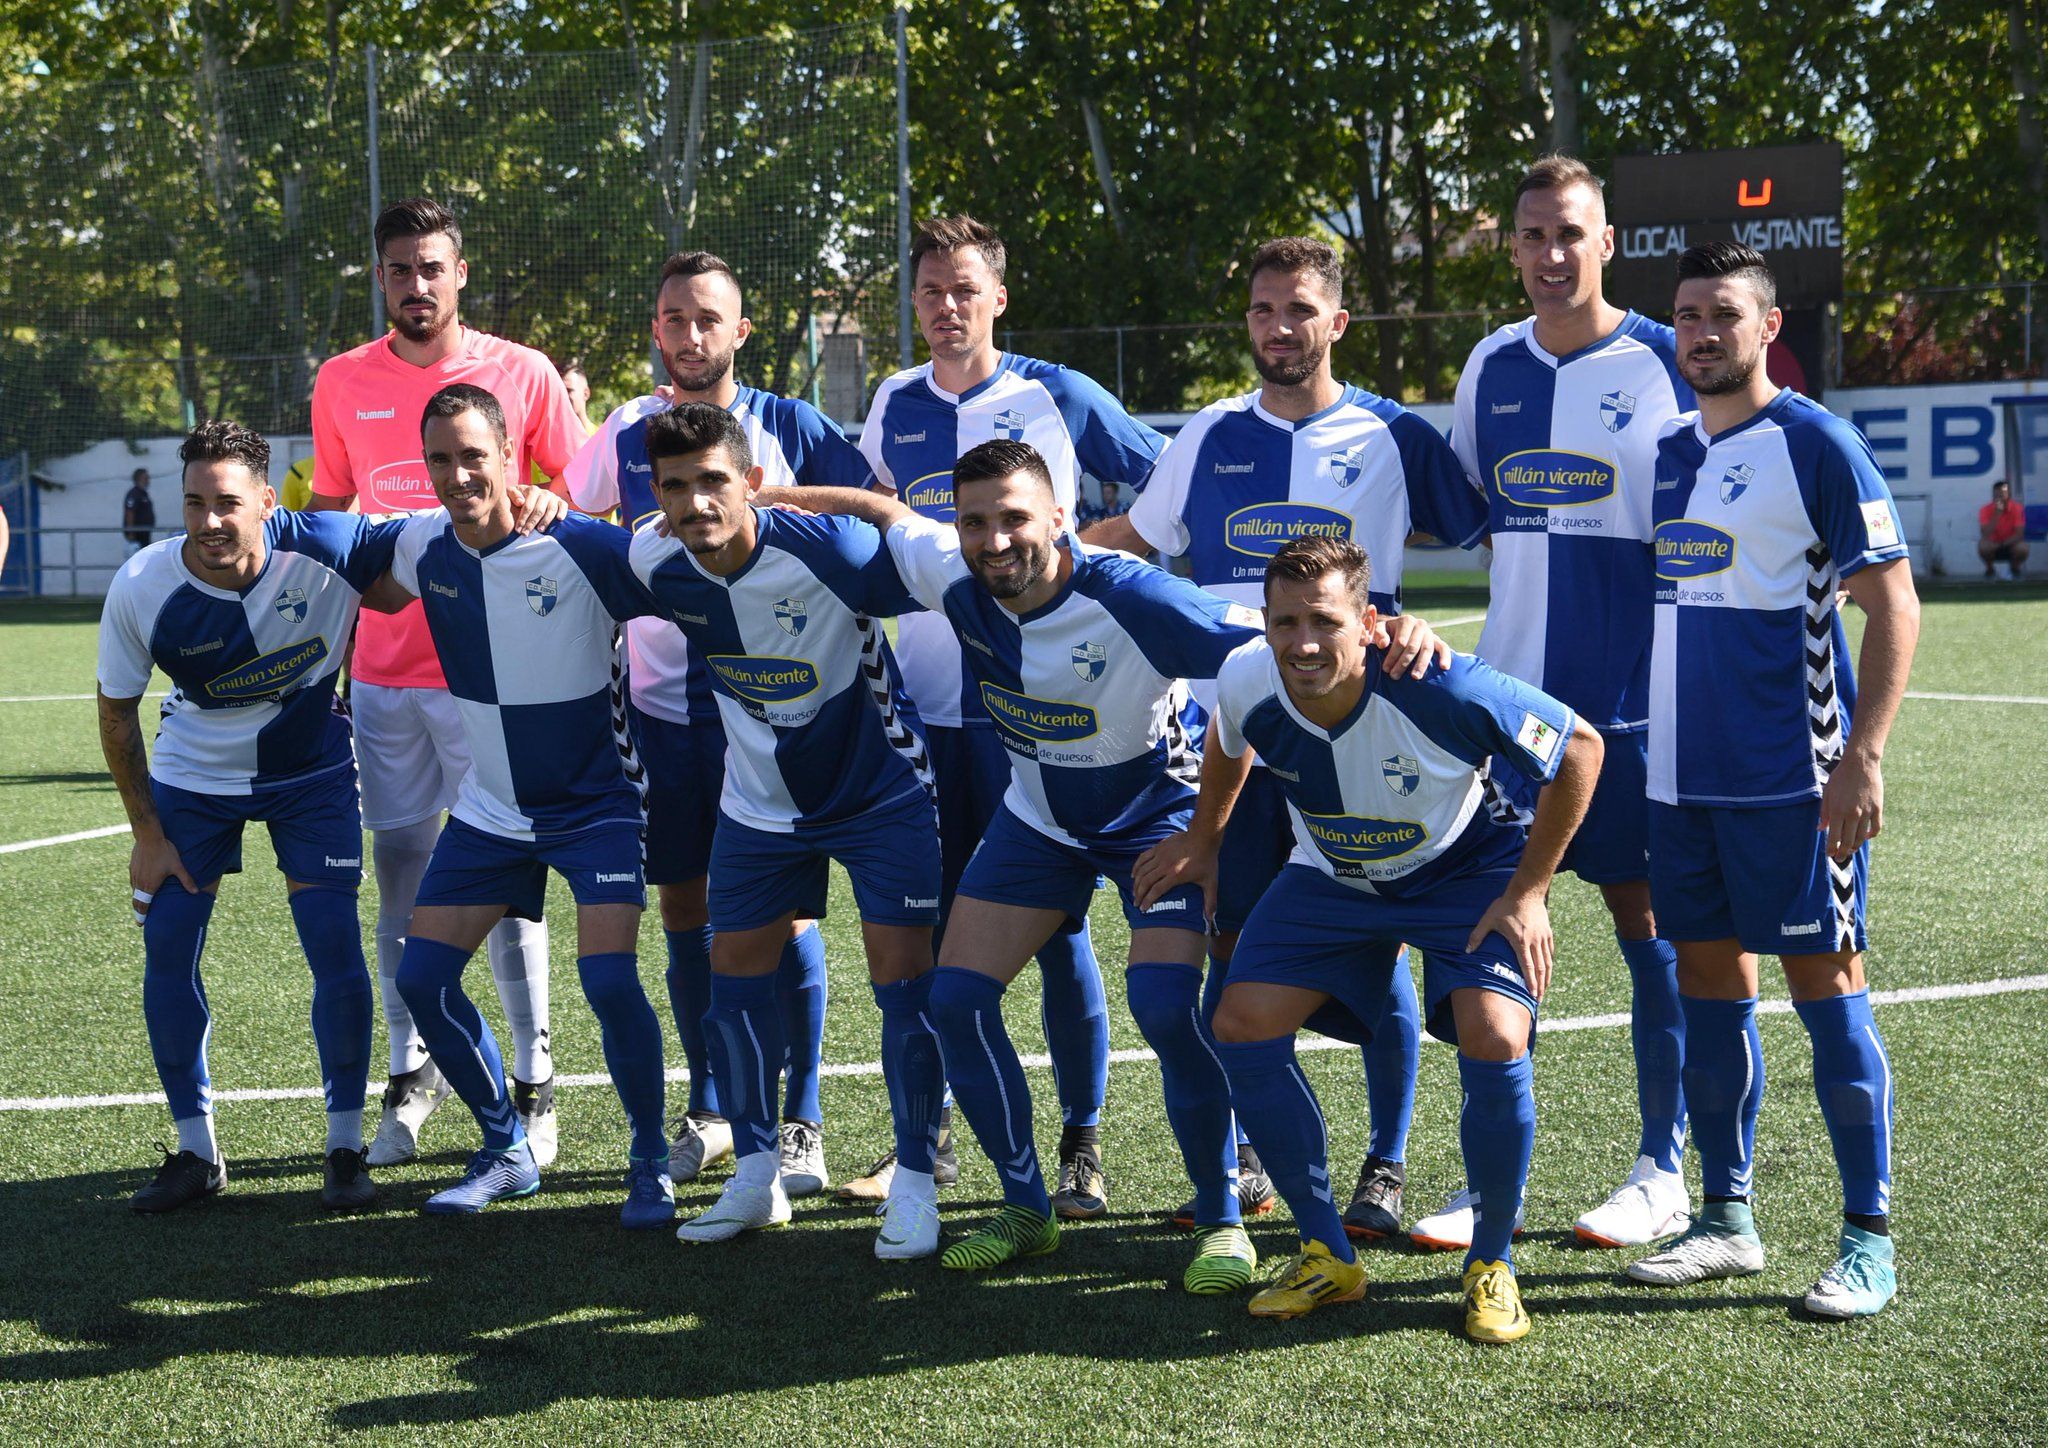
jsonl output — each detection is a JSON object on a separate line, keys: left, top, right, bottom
{"left": 391, "top": 300, "right": 453, "bottom": 345}
{"left": 665, "top": 343, "right": 736, "bottom": 394}
{"left": 1683, "top": 346, "right": 1764, "bottom": 397}
{"left": 970, "top": 539, "right": 1055, "bottom": 600}
{"left": 1253, "top": 336, "right": 1327, "bottom": 387}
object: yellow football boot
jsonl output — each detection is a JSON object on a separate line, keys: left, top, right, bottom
{"left": 1246, "top": 1239, "right": 1367, "bottom": 1319}
{"left": 1462, "top": 1258, "right": 1532, "bottom": 1343}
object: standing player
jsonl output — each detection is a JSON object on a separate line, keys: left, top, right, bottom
{"left": 629, "top": 404, "right": 948, "bottom": 1259}
{"left": 309, "top": 198, "right": 586, "bottom": 1169}
{"left": 857, "top": 215, "right": 1165, "bottom": 1218}
{"left": 1091, "top": 236, "right": 1491, "bottom": 1238}
{"left": 1626, "top": 243, "right": 1919, "bottom": 1319}
{"left": 369, "top": 384, "right": 673, "bottom": 1224}
{"left": 1136, "top": 536, "right": 1601, "bottom": 1341}
{"left": 98, "top": 421, "right": 395, "bottom": 1212}
{"left": 566, "top": 251, "right": 882, "bottom": 1196}
{"left": 1447, "top": 155, "right": 1695, "bottom": 1250}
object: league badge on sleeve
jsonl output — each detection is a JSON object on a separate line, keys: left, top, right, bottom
{"left": 273, "top": 586, "right": 308, "bottom": 624}
{"left": 1861, "top": 500, "right": 1901, "bottom": 549}
{"left": 1719, "top": 463, "right": 1755, "bottom": 504}
{"left": 774, "top": 596, "right": 809, "bottom": 637}
{"left": 1381, "top": 753, "right": 1420, "bottom": 797}
{"left": 525, "top": 576, "right": 558, "bottom": 617}
{"left": 1515, "top": 711, "right": 1564, "bottom": 767}
{"left": 1072, "top": 641, "right": 1106, "bottom": 682}
{"left": 1600, "top": 390, "right": 1637, "bottom": 432}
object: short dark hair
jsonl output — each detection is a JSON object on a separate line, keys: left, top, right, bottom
{"left": 1513, "top": 153, "right": 1604, "bottom": 218}
{"left": 644, "top": 402, "right": 754, "bottom": 475}
{"left": 1247, "top": 236, "right": 1343, "bottom": 304}
{"left": 131, "top": 467, "right": 150, "bottom": 484}
{"left": 1676, "top": 239, "right": 1778, "bottom": 314}
{"left": 179, "top": 418, "right": 271, "bottom": 482}
{"left": 1264, "top": 535, "right": 1372, "bottom": 615}
{"left": 911, "top": 215, "right": 1006, "bottom": 283}
{"left": 420, "top": 382, "right": 507, "bottom": 448}
{"left": 1993, "top": 479, "right": 2012, "bottom": 495}
{"left": 374, "top": 197, "right": 463, "bottom": 260}
{"left": 954, "top": 439, "right": 1053, "bottom": 498}
{"left": 657, "top": 250, "right": 744, "bottom": 310}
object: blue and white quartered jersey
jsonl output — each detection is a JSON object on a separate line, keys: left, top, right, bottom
{"left": 392, "top": 510, "right": 660, "bottom": 842}
{"left": 97, "top": 511, "right": 405, "bottom": 794}
{"left": 859, "top": 354, "right": 1165, "bottom": 726}
{"left": 884, "top": 516, "right": 1261, "bottom": 848}
{"left": 1213, "top": 641, "right": 1577, "bottom": 898}
{"left": 1649, "top": 389, "right": 1908, "bottom": 809}
{"left": 1453, "top": 313, "right": 1691, "bottom": 731}
{"left": 564, "top": 386, "right": 873, "bottom": 728}
{"left": 1129, "top": 385, "right": 1488, "bottom": 708}
{"left": 630, "top": 507, "right": 931, "bottom": 833}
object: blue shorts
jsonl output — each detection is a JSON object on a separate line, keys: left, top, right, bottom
{"left": 415, "top": 816, "right": 647, "bottom": 921}
{"left": 1215, "top": 765, "right": 1295, "bottom": 934}
{"left": 955, "top": 803, "right": 1206, "bottom": 934}
{"left": 153, "top": 765, "right": 363, "bottom": 890}
{"left": 1227, "top": 864, "right": 1538, "bottom": 1048}
{"left": 1650, "top": 800, "right": 1869, "bottom": 957}
{"left": 709, "top": 787, "right": 942, "bottom": 933}
{"left": 1494, "top": 726, "right": 1649, "bottom": 886}
{"left": 927, "top": 722, "right": 1013, "bottom": 907}
{"left": 628, "top": 704, "right": 725, "bottom": 886}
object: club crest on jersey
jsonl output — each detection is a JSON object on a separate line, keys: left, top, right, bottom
{"left": 1071, "top": 641, "right": 1106, "bottom": 682}
{"left": 272, "top": 586, "right": 308, "bottom": 625}
{"left": 1327, "top": 444, "right": 1368, "bottom": 488}
{"left": 1382, "top": 753, "right": 1419, "bottom": 796}
{"left": 1719, "top": 463, "right": 1755, "bottom": 504}
{"left": 525, "top": 576, "right": 558, "bottom": 617}
{"left": 773, "top": 596, "right": 808, "bottom": 637}
{"left": 993, "top": 408, "right": 1026, "bottom": 441}
{"left": 1599, "top": 390, "right": 1637, "bottom": 432}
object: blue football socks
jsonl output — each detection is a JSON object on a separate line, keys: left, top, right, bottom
{"left": 1795, "top": 990, "right": 1893, "bottom": 1222}
{"left": 1362, "top": 949, "right": 1419, "bottom": 1164}
{"left": 663, "top": 925, "right": 719, "bottom": 1116}
{"left": 874, "top": 973, "right": 945, "bottom": 1175}
{"left": 1458, "top": 1052, "right": 1536, "bottom": 1268}
{"left": 777, "top": 924, "right": 828, "bottom": 1124}
{"left": 396, "top": 935, "right": 523, "bottom": 1153}
{"left": 704, "top": 971, "right": 784, "bottom": 1161}
{"left": 929, "top": 966, "right": 1049, "bottom": 1214}
{"left": 289, "top": 887, "right": 373, "bottom": 1138}
{"left": 141, "top": 880, "right": 218, "bottom": 1148}
{"left": 1126, "top": 962, "right": 1240, "bottom": 1226}
{"left": 1038, "top": 918, "right": 1109, "bottom": 1130}
{"left": 1681, "top": 994, "right": 1764, "bottom": 1201}
{"left": 577, "top": 951, "right": 669, "bottom": 1160}
{"left": 1215, "top": 1034, "right": 1353, "bottom": 1261}
{"left": 1620, "top": 933, "right": 1688, "bottom": 1173}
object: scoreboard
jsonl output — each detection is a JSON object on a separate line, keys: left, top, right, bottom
{"left": 1608, "top": 143, "right": 1844, "bottom": 311}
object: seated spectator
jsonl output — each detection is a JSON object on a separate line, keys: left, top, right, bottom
{"left": 1979, "top": 480, "right": 2029, "bottom": 580}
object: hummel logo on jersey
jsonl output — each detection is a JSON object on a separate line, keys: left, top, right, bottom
{"left": 1490, "top": 401, "right": 1522, "bottom": 415}
{"left": 1072, "top": 641, "right": 1106, "bottom": 682}
{"left": 178, "top": 638, "right": 224, "bottom": 656}
{"left": 1382, "top": 753, "right": 1419, "bottom": 796}
{"left": 963, "top": 633, "right": 994, "bottom": 656}
{"left": 1328, "top": 444, "right": 1368, "bottom": 488}
{"left": 677, "top": 611, "right": 708, "bottom": 625}
{"left": 626, "top": 460, "right": 651, "bottom": 475}
{"left": 355, "top": 408, "right": 396, "bottom": 421}
{"left": 1265, "top": 766, "right": 1301, "bottom": 781}
{"left": 325, "top": 855, "right": 361, "bottom": 868}
{"left": 526, "top": 576, "right": 558, "bottom": 617}
{"left": 904, "top": 897, "right": 939, "bottom": 910}
{"left": 993, "top": 409, "right": 1026, "bottom": 441}
{"left": 1214, "top": 462, "right": 1256, "bottom": 474}
{"left": 595, "top": 872, "right": 639, "bottom": 884}
{"left": 428, "top": 580, "right": 460, "bottom": 598}
{"left": 893, "top": 430, "right": 926, "bottom": 445}
{"left": 1720, "top": 463, "right": 1755, "bottom": 504}
{"left": 1655, "top": 472, "right": 1679, "bottom": 491}
{"left": 773, "top": 596, "right": 808, "bottom": 637}
{"left": 1599, "top": 389, "right": 1637, "bottom": 432}
{"left": 273, "top": 586, "right": 308, "bottom": 624}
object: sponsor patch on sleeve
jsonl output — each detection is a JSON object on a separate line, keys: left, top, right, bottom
{"left": 1224, "top": 603, "right": 1263, "bottom": 629}
{"left": 1515, "top": 711, "right": 1563, "bottom": 767}
{"left": 1860, "top": 499, "right": 1901, "bottom": 550}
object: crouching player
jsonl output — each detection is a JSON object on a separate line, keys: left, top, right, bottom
{"left": 365, "top": 383, "right": 673, "bottom": 1225}
{"left": 766, "top": 442, "right": 1447, "bottom": 1290}
{"left": 1136, "top": 536, "right": 1601, "bottom": 1341}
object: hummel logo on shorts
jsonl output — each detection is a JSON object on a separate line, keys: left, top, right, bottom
{"left": 595, "top": 871, "right": 639, "bottom": 884}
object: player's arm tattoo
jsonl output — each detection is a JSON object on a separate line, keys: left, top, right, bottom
{"left": 96, "top": 690, "right": 163, "bottom": 839}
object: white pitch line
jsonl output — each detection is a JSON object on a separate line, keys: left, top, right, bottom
{"left": 4, "top": 972, "right": 2041, "bottom": 1115}
{"left": 1905, "top": 689, "right": 2048, "bottom": 705}
{"left": 0, "top": 691, "right": 165, "bottom": 703}
{"left": 0, "top": 824, "right": 130, "bottom": 854}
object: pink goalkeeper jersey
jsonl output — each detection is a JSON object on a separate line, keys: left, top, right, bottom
{"left": 309, "top": 327, "right": 582, "bottom": 688}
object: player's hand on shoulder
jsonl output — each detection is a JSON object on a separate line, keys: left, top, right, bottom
{"left": 1376, "top": 612, "right": 1454, "bottom": 679}
{"left": 1468, "top": 885, "right": 1553, "bottom": 1000}
{"left": 510, "top": 483, "right": 569, "bottom": 533}
{"left": 130, "top": 835, "right": 198, "bottom": 923}
{"left": 1132, "top": 829, "right": 1220, "bottom": 925}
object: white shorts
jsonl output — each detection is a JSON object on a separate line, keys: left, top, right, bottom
{"left": 352, "top": 681, "right": 470, "bottom": 831}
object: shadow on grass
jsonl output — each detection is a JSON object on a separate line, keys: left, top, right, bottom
{"left": 0, "top": 1155, "right": 1788, "bottom": 1427}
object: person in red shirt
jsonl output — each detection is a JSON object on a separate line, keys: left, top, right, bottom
{"left": 308, "top": 198, "right": 585, "bottom": 1169}
{"left": 1979, "top": 480, "right": 2029, "bottom": 579}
